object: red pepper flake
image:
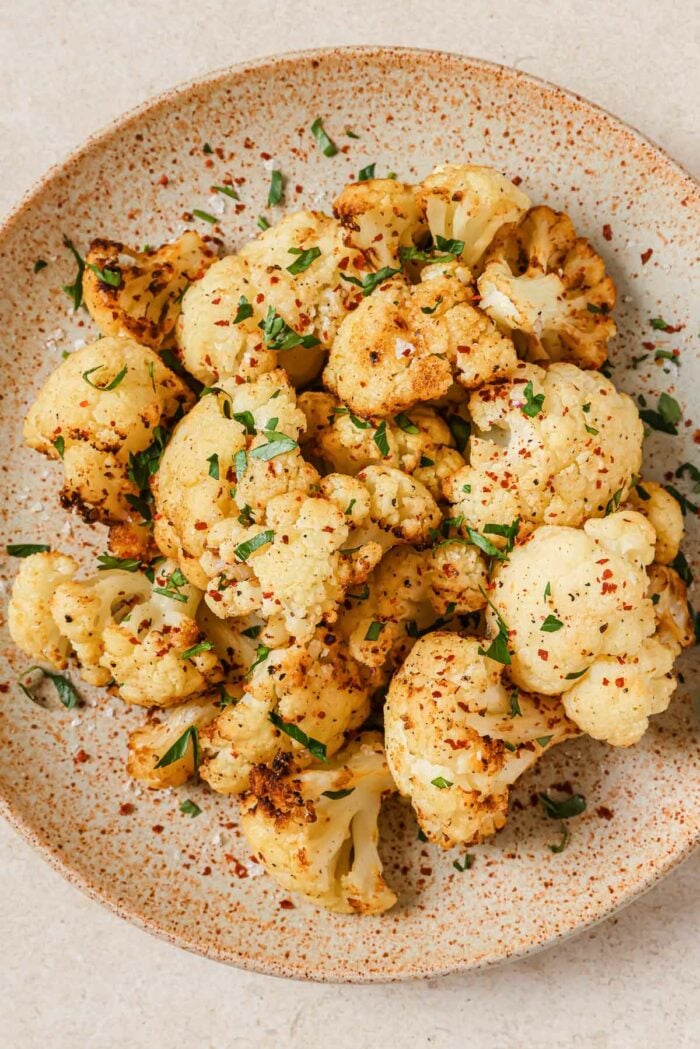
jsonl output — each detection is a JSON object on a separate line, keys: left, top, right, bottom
{"left": 201, "top": 866, "right": 212, "bottom": 876}
{"left": 214, "top": 320, "right": 230, "bottom": 327}
{"left": 225, "top": 854, "right": 249, "bottom": 878}
{"left": 596, "top": 806, "right": 614, "bottom": 820}
{"left": 538, "top": 649, "right": 549, "bottom": 661}
{"left": 73, "top": 749, "right": 90, "bottom": 764}
{"left": 279, "top": 899, "right": 295, "bottom": 910}
{"left": 152, "top": 824, "right": 164, "bottom": 834}
{"left": 602, "top": 223, "right": 612, "bottom": 241}
{"left": 615, "top": 677, "right": 625, "bottom": 688}
{"left": 640, "top": 248, "right": 653, "bottom": 265}
{"left": 79, "top": 400, "right": 89, "bottom": 408}
{"left": 512, "top": 175, "right": 522, "bottom": 186}
{"left": 158, "top": 174, "right": 169, "bottom": 186}
{"left": 119, "top": 802, "right": 135, "bottom": 815}
{"left": 194, "top": 521, "right": 208, "bottom": 531}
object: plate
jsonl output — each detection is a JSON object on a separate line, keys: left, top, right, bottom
{"left": 0, "top": 46, "right": 697, "bottom": 982}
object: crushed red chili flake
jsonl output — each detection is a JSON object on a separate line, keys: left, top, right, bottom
{"left": 640, "top": 248, "right": 653, "bottom": 264}
{"left": 596, "top": 806, "right": 614, "bottom": 820}
{"left": 225, "top": 854, "right": 249, "bottom": 878}
{"left": 615, "top": 677, "right": 625, "bottom": 687}
{"left": 73, "top": 749, "right": 90, "bottom": 764}
{"left": 538, "top": 649, "right": 549, "bottom": 661}
{"left": 279, "top": 899, "right": 295, "bottom": 910}
{"left": 602, "top": 223, "right": 612, "bottom": 241}
{"left": 158, "top": 174, "right": 169, "bottom": 186}
{"left": 201, "top": 866, "right": 212, "bottom": 876}
{"left": 119, "top": 803, "right": 135, "bottom": 815}
{"left": 512, "top": 175, "right": 522, "bottom": 186}
{"left": 152, "top": 824, "right": 164, "bottom": 834}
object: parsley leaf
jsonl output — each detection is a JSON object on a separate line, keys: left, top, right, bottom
{"left": 19, "top": 665, "right": 80, "bottom": 709}
{"left": 246, "top": 644, "right": 271, "bottom": 677}
{"left": 640, "top": 393, "right": 682, "bottom": 434}
{"left": 310, "top": 117, "right": 338, "bottom": 157}
{"left": 82, "top": 364, "right": 128, "bottom": 390}
{"left": 180, "top": 640, "right": 215, "bottom": 660}
{"left": 62, "top": 235, "right": 85, "bottom": 310}
{"left": 509, "top": 690, "right": 522, "bottom": 717}
{"left": 96, "top": 553, "right": 141, "bottom": 572}
{"left": 393, "top": 412, "right": 419, "bottom": 434}
{"left": 192, "top": 209, "right": 218, "bottom": 225}
{"left": 373, "top": 420, "right": 389, "bottom": 456}
{"left": 85, "top": 261, "right": 121, "bottom": 287}
{"left": 250, "top": 432, "right": 299, "bottom": 460}
{"left": 7, "top": 543, "right": 50, "bottom": 557}
{"left": 287, "top": 246, "right": 321, "bottom": 275}
{"left": 431, "top": 776, "right": 453, "bottom": 789}
{"left": 420, "top": 296, "right": 443, "bottom": 315}
{"left": 155, "top": 725, "right": 199, "bottom": 769}
{"left": 207, "top": 453, "right": 219, "bottom": 479}
{"left": 477, "top": 589, "right": 511, "bottom": 665}
{"left": 322, "top": 788, "right": 355, "bottom": 800}
{"left": 234, "top": 530, "right": 274, "bottom": 561}
{"left": 364, "top": 621, "right": 386, "bottom": 642}
{"left": 268, "top": 711, "right": 328, "bottom": 761}
{"left": 447, "top": 415, "right": 470, "bottom": 453}
{"left": 33, "top": 259, "right": 48, "bottom": 273}
{"left": 179, "top": 799, "right": 202, "bottom": 817}
{"left": 541, "top": 615, "right": 564, "bottom": 632}
{"left": 213, "top": 184, "right": 239, "bottom": 200}
{"left": 358, "top": 163, "right": 376, "bottom": 181}
{"left": 267, "top": 169, "right": 284, "bottom": 205}
{"left": 340, "top": 266, "right": 401, "bottom": 296}
{"left": 520, "top": 380, "right": 545, "bottom": 417}
{"left": 233, "top": 295, "right": 253, "bottom": 323}
{"left": 259, "top": 306, "right": 319, "bottom": 350}
{"left": 453, "top": 853, "right": 475, "bottom": 872}
{"left": 539, "top": 792, "right": 586, "bottom": 819}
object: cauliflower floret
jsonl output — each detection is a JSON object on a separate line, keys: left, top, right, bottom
{"left": 338, "top": 544, "right": 488, "bottom": 669}
{"left": 324, "top": 268, "right": 515, "bottom": 417}
{"left": 127, "top": 693, "right": 221, "bottom": 789}
{"left": 240, "top": 733, "right": 397, "bottom": 914}
{"left": 477, "top": 205, "right": 616, "bottom": 369}
{"left": 646, "top": 564, "right": 696, "bottom": 652}
{"left": 416, "top": 164, "right": 531, "bottom": 268}
{"left": 177, "top": 212, "right": 367, "bottom": 386}
{"left": 626, "top": 480, "right": 684, "bottom": 564}
{"left": 333, "top": 179, "right": 425, "bottom": 268}
{"left": 385, "top": 633, "right": 576, "bottom": 847}
{"left": 176, "top": 254, "right": 278, "bottom": 385}
{"left": 153, "top": 368, "right": 315, "bottom": 588}
{"left": 444, "top": 362, "right": 643, "bottom": 537}
{"left": 24, "top": 337, "right": 193, "bottom": 522}
{"left": 51, "top": 559, "right": 221, "bottom": 705}
{"left": 83, "top": 231, "right": 216, "bottom": 349}
{"left": 330, "top": 464, "right": 442, "bottom": 553}
{"left": 299, "top": 390, "right": 460, "bottom": 482}
{"left": 199, "top": 631, "right": 372, "bottom": 794}
{"left": 8, "top": 552, "right": 78, "bottom": 670}
{"left": 488, "top": 511, "right": 681, "bottom": 745}
{"left": 201, "top": 489, "right": 381, "bottom": 640}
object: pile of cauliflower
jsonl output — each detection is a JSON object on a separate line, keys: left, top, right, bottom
{"left": 8, "top": 164, "right": 695, "bottom": 915}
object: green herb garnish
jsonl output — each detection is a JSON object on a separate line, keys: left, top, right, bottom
{"left": 267, "top": 169, "right": 284, "bottom": 205}
{"left": 155, "top": 725, "right": 199, "bottom": 769}
{"left": 287, "top": 246, "right": 321, "bottom": 275}
{"left": 310, "top": 117, "right": 338, "bottom": 157}
{"left": 7, "top": 543, "right": 50, "bottom": 557}
{"left": 234, "top": 530, "right": 274, "bottom": 561}
{"left": 268, "top": 711, "right": 328, "bottom": 761}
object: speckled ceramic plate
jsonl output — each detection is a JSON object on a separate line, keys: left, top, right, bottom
{"left": 0, "top": 47, "right": 697, "bottom": 982}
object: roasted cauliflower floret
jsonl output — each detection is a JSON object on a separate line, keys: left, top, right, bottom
{"left": 477, "top": 205, "right": 616, "bottom": 369}
{"left": 153, "top": 368, "right": 315, "bottom": 588}
{"left": 333, "top": 179, "right": 425, "bottom": 268}
{"left": 24, "top": 337, "right": 193, "bottom": 522}
{"left": 324, "top": 268, "right": 515, "bottom": 417}
{"left": 199, "top": 632, "right": 372, "bottom": 794}
{"left": 444, "top": 362, "right": 643, "bottom": 537}
{"left": 416, "top": 164, "right": 531, "bottom": 268}
{"left": 385, "top": 633, "right": 576, "bottom": 847}
{"left": 240, "top": 733, "right": 397, "bottom": 914}
{"left": 127, "top": 693, "right": 221, "bottom": 789}
{"left": 487, "top": 512, "right": 680, "bottom": 745}
{"left": 425, "top": 541, "right": 489, "bottom": 615}
{"left": 201, "top": 488, "right": 381, "bottom": 640}
{"left": 334, "top": 464, "right": 442, "bottom": 553}
{"left": 8, "top": 552, "right": 78, "bottom": 670}
{"left": 83, "top": 231, "right": 216, "bottom": 349}
{"left": 177, "top": 212, "right": 367, "bottom": 386}
{"left": 626, "top": 480, "right": 684, "bottom": 565}
{"left": 646, "top": 564, "right": 696, "bottom": 652}
{"left": 51, "top": 559, "right": 221, "bottom": 705}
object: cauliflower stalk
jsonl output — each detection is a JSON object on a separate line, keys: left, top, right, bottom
{"left": 24, "top": 336, "right": 193, "bottom": 522}
{"left": 477, "top": 205, "right": 616, "bottom": 369}
{"left": 444, "top": 361, "right": 643, "bottom": 537}
{"left": 385, "top": 633, "right": 576, "bottom": 847}
{"left": 240, "top": 733, "right": 397, "bottom": 914}
{"left": 488, "top": 511, "right": 681, "bottom": 746}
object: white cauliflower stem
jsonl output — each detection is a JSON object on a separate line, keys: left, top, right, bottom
{"left": 241, "top": 733, "right": 397, "bottom": 914}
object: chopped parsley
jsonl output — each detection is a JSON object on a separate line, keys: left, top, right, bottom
{"left": 179, "top": 799, "right": 202, "bottom": 817}
{"left": 310, "top": 117, "right": 338, "bottom": 157}
{"left": 241, "top": 624, "right": 262, "bottom": 639}
{"left": 399, "top": 235, "right": 464, "bottom": 265}
{"left": 322, "top": 788, "right": 355, "bottom": 800}
{"left": 358, "top": 163, "right": 376, "bottom": 181}
{"left": 604, "top": 487, "right": 624, "bottom": 515}
{"left": 453, "top": 853, "right": 475, "bottom": 872}
{"left": 180, "top": 640, "right": 215, "bottom": 660}
{"left": 192, "top": 209, "right": 218, "bottom": 225}
{"left": 420, "top": 296, "right": 443, "bottom": 315}
{"left": 340, "top": 266, "right": 401, "bottom": 296}
{"left": 364, "top": 621, "right": 386, "bottom": 642}
{"left": 393, "top": 412, "right": 419, "bottom": 434}
{"left": 33, "top": 259, "right": 48, "bottom": 273}
{"left": 544, "top": 581, "right": 551, "bottom": 600}
{"left": 287, "top": 246, "right": 321, "bottom": 275}
{"left": 345, "top": 498, "right": 357, "bottom": 515}
{"left": 650, "top": 316, "right": 674, "bottom": 331}
{"left": 250, "top": 432, "right": 299, "bottom": 460}
{"left": 565, "top": 668, "right": 588, "bottom": 680}
{"left": 155, "top": 725, "right": 199, "bottom": 769}
{"left": 96, "top": 553, "right": 141, "bottom": 572}
{"left": 655, "top": 349, "right": 680, "bottom": 366}
{"left": 520, "top": 380, "right": 545, "bottom": 417}
{"left": 52, "top": 436, "right": 64, "bottom": 462}
{"left": 7, "top": 543, "right": 50, "bottom": 557}
{"left": 246, "top": 644, "right": 271, "bottom": 677}
{"left": 207, "top": 453, "right": 220, "bottom": 479}
{"left": 82, "top": 364, "right": 128, "bottom": 390}
{"left": 234, "top": 530, "right": 274, "bottom": 561}
{"left": 420, "top": 456, "right": 435, "bottom": 468}
{"left": 62, "top": 235, "right": 85, "bottom": 310}
{"left": 664, "top": 484, "right": 699, "bottom": 517}
{"left": 477, "top": 590, "right": 511, "bottom": 665}
{"left": 152, "top": 567, "right": 189, "bottom": 602}
{"left": 586, "top": 303, "right": 606, "bottom": 315}
{"left": 536, "top": 735, "right": 553, "bottom": 747}
{"left": 447, "top": 415, "right": 470, "bottom": 453}
{"left": 202, "top": 142, "right": 213, "bottom": 154}
{"left": 509, "top": 690, "right": 522, "bottom": 717}
{"left": 85, "top": 260, "right": 121, "bottom": 287}
{"left": 541, "top": 615, "right": 564, "bottom": 632}
{"left": 267, "top": 169, "right": 284, "bottom": 206}
{"left": 234, "top": 448, "right": 248, "bottom": 479}
{"left": 18, "top": 665, "right": 80, "bottom": 709}
{"left": 373, "top": 420, "right": 390, "bottom": 456}
{"left": 676, "top": 462, "right": 700, "bottom": 492}
{"left": 539, "top": 792, "right": 586, "bottom": 819}
{"left": 548, "top": 826, "right": 570, "bottom": 853}
{"left": 268, "top": 711, "right": 328, "bottom": 762}
{"left": 232, "top": 410, "right": 256, "bottom": 434}
{"left": 259, "top": 306, "right": 320, "bottom": 350}
{"left": 640, "top": 393, "right": 682, "bottom": 435}
{"left": 213, "top": 184, "right": 239, "bottom": 200}
{"left": 431, "top": 776, "right": 453, "bottom": 789}
{"left": 233, "top": 296, "right": 253, "bottom": 323}
{"left": 257, "top": 215, "right": 270, "bottom": 231}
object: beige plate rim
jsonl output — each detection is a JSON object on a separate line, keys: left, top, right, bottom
{"left": 0, "top": 45, "right": 697, "bottom": 983}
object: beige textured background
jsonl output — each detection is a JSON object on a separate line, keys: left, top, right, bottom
{"left": 1, "top": 2, "right": 698, "bottom": 1046}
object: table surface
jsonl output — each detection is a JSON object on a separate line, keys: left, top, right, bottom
{"left": 1, "top": 2, "right": 698, "bottom": 1046}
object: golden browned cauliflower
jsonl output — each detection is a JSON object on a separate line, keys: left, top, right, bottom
{"left": 153, "top": 368, "right": 315, "bottom": 588}
{"left": 199, "top": 631, "right": 372, "bottom": 794}
{"left": 384, "top": 633, "right": 577, "bottom": 847}
{"left": 51, "top": 558, "right": 222, "bottom": 705}
{"left": 333, "top": 178, "right": 425, "bottom": 268}
{"left": 444, "top": 361, "right": 643, "bottom": 538}
{"left": 416, "top": 164, "right": 531, "bottom": 267}
{"left": 83, "top": 231, "right": 217, "bottom": 349}
{"left": 240, "top": 733, "right": 397, "bottom": 914}
{"left": 8, "top": 552, "right": 78, "bottom": 670}
{"left": 323, "top": 267, "right": 516, "bottom": 418}
{"left": 646, "top": 564, "right": 696, "bottom": 652}
{"left": 487, "top": 511, "right": 681, "bottom": 746}
{"left": 625, "top": 480, "right": 684, "bottom": 565}
{"left": 24, "top": 337, "right": 193, "bottom": 522}
{"left": 127, "top": 692, "right": 221, "bottom": 789}
{"left": 176, "top": 211, "right": 367, "bottom": 386}
{"left": 477, "top": 205, "right": 616, "bottom": 369}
